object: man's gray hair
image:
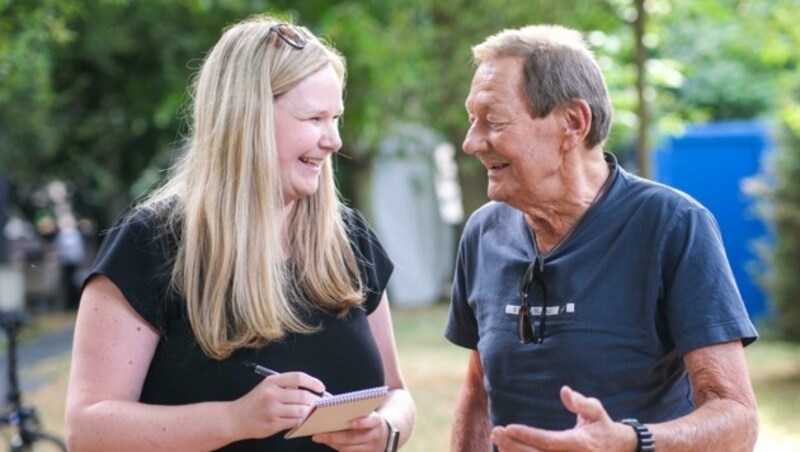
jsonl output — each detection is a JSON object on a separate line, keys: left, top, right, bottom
{"left": 472, "top": 25, "right": 613, "bottom": 148}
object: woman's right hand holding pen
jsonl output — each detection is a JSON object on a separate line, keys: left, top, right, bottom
{"left": 230, "top": 371, "right": 328, "bottom": 440}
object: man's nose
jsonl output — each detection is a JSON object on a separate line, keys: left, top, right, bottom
{"left": 462, "top": 124, "right": 486, "bottom": 155}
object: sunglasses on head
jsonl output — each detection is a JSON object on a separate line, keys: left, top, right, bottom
{"left": 266, "top": 23, "right": 308, "bottom": 50}
{"left": 517, "top": 256, "right": 548, "bottom": 344}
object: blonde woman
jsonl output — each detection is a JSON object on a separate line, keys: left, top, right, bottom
{"left": 65, "top": 14, "right": 415, "bottom": 451}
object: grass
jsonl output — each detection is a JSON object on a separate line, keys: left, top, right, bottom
{"left": 11, "top": 305, "right": 800, "bottom": 451}
{"left": 392, "top": 304, "right": 469, "bottom": 452}
{"left": 746, "top": 340, "right": 800, "bottom": 450}
{"left": 392, "top": 304, "right": 800, "bottom": 452}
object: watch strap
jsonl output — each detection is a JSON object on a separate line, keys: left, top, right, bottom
{"left": 621, "top": 418, "right": 655, "bottom": 452}
{"left": 381, "top": 415, "right": 400, "bottom": 452}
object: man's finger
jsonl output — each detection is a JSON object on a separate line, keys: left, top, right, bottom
{"left": 560, "top": 385, "right": 606, "bottom": 423}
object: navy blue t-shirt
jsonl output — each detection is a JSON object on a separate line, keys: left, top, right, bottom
{"left": 89, "top": 206, "right": 393, "bottom": 451}
{"left": 445, "top": 154, "right": 757, "bottom": 429}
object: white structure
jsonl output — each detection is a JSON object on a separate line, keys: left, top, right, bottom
{"left": 370, "top": 123, "right": 462, "bottom": 307}
{"left": 0, "top": 266, "right": 25, "bottom": 312}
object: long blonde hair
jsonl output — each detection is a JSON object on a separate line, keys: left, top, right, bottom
{"left": 139, "top": 14, "right": 363, "bottom": 359}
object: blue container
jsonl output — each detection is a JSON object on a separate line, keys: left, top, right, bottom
{"left": 654, "top": 121, "right": 771, "bottom": 320}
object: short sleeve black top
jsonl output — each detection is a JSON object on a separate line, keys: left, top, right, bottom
{"left": 88, "top": 206, "right": 393, "bottom": 451}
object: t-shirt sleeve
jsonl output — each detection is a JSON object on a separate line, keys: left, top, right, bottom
{"left": 344, "top": 208, "right": 394, "bottom": 314}
{"left": 662, "top": 206, "right": 758, "bottom": 355}
{"left": 444, "top": 224, "right": 480, "bottom": 350}
{"left": 87, "top": 209, "right": 172, "bottom": 332}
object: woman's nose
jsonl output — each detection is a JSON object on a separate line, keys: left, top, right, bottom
{"left": 321, "top": 122, "right": 342, "bottom": 153}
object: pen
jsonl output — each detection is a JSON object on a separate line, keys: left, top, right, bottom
{"left": 242, "top": 361, "right": 332, "bottom": 397}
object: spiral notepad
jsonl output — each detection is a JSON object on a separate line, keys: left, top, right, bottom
{"left": 284, "top": 385, "right": 389, "bottom": 438}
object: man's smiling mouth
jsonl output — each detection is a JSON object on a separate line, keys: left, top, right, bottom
{"left": 486, "top": 162, "right": 510, "bottom": 171}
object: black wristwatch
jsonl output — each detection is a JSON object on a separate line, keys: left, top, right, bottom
{"left": 621, "top": 418, "right": 655, "bottom": 452}
{"left": 382, "top": 416, "right": 400, "bottom": 452}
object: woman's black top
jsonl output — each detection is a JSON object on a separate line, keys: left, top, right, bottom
{"left": 89, "top": 206, "right": 393, "bottom": 451}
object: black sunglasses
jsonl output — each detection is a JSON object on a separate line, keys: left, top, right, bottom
{"left": 267, "top": 23, "right": 308, "bottom": 50}
{"left": 517, "top": 256, "right": 548, "bottom": 344}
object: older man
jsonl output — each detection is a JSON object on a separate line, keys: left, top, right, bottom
{"left": 445, "top": 24, "right": 758, "bottom": 452}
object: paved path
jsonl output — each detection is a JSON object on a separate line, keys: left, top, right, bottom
{"left": 0, "top": 324, "right": 74, "bottom": 396}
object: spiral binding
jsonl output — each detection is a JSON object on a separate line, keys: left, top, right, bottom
{"left": 316, "top": 385, "right": 389, "bottom": 407}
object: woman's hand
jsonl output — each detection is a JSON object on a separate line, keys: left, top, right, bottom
{"left": 231, "top": 372, "right": 327, "bottom": 440}
{"left": 310, "top": 412, "right": 388, "bottom": 452}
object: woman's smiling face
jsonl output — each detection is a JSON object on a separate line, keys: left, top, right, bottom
{"left": 273, "top": 63, "right": 344, "bottom": 205}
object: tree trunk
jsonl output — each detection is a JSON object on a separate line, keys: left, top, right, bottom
{"left": 0, "top": 176, "right": 9, "bottom": 263}
{"left": 634, "top": 0, "right": 651, "bottom": 179}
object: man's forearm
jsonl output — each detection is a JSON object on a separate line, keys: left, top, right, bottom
{"left": 450, "top": 385, "right": 492, "bottom": 451}
{"left": 649, "top": 398, "right": 758, "bottom": 452}
{"left": 652, "top": 341, "right": 760, "bottom": 451}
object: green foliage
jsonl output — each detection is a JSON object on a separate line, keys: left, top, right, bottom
{"left": 272, "top": 0, "right": 623, "bottom": 208}
{"left": 712, "top": 0, "right": 800, "bottom": 342}
{"left": 425, "top": 0, "right": 620, "bottom": 146}
{"left": 764, "top": 79, "right": 800, "bottom": 341}
{"left": 0, "top": 0, "right": 625, "bottom": 223}
{"left": 2, "top": 0, "right": 800, "bottom": 343}
{"left": 649, "top": 0, "right": 800, "bottom": 125}
{"left": 0, "top": 0, "right": 79, "bottom": 174}
{"left": 2, "top": 0, "right": 285, "bottom": 225}
{"left": 314, "top": 1, "right": 438, "bottom": 206}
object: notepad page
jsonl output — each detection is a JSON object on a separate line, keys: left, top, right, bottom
{"left": 284, "top": 386, "right": 389, "bottom": 438}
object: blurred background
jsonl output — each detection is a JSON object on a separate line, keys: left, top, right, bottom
{"left": 1, "top": 0, "right": 799, "bottom": 450}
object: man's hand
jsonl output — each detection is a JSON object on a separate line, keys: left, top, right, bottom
{"left": 490, "top": 386, "right": 636, "bottom": 452}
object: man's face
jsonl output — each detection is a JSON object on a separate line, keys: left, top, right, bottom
{"left": 463, "top": 57, "right": 564, "bottom": 205}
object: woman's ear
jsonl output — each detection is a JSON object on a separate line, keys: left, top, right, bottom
{"left": 560, "top": 99, "right": 592, "bottom": 150}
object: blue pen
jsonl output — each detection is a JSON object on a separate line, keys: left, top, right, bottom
{"left": 242, "top": 361, "right": 332, "bottom": 397}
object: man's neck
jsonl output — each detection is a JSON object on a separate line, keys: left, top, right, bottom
{"left": 522, "top": 151, "right": 611, "bottom": 254}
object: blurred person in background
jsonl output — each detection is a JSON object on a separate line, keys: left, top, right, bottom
{"left": 445, "top": 24, "right": 758, "bottom": 452}
{"left": 65, "top": 14, "right": 415, "bottom": 451}
{"left": 54, "top": 216, "right": 85, "bottom": 310}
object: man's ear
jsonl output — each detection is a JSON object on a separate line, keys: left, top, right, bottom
{"left": 560, "top": 99, "right": 592, "bottom": 150}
